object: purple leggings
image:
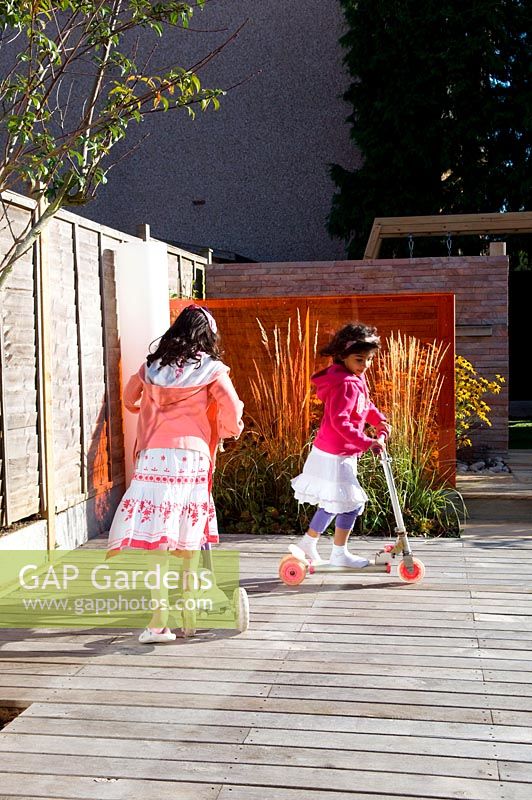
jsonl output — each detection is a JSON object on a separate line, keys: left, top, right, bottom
{"left": 309, "top": 504, "right": 364, "bottom": 534}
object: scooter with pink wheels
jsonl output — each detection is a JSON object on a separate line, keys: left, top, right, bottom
{"left": 279, "top": 450, "right": 425, "bottom": 586}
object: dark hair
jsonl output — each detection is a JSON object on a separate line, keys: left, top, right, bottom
{"left": 146, "top": 305, "right": 222, "bottom": 369}
{"left": 320, "top": 322, "right": 381, "bottom": 364}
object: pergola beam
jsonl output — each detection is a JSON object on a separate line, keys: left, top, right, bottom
{"left": 364, "top": 212, "right": 532, "bottom": 258}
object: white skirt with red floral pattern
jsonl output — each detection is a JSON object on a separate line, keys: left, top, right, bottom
{"left": 107, "top": 448, "right": 217, "bottom": 551}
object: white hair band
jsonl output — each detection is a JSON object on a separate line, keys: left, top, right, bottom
{"left": 197, "top": 306, "right": 218, "bottom": 334}
{"left": 343, "top": 335, "right": 380, "bottom": 349}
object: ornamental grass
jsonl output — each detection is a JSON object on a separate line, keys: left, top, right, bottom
{"left": 214, "top": 310, "right": 319, "bottom": 534}
{"left": 362, "top": 334, "right": 463, "bottom": 536}
{"left": 248, "top": 309, "right": 320, "bottom": 459}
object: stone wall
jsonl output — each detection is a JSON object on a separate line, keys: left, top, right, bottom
{"left": 206, "top": 256, "right": 509, "bottom": 456}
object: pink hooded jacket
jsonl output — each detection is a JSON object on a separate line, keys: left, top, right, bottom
{"left": 123, "top": 356, "right": 243, "bottom": 464}
{"left": 312, "top": 363, "right": 387, "bottom": 456}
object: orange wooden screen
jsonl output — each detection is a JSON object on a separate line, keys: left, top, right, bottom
{"left": 171, "top": 294, "right": 455, "bottom": 481}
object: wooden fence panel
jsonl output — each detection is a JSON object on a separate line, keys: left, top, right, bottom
{"left": 0, "top": 327, "right": 4, "bottom": 523}
{"left": 76, "top": 225, "right": 111, "bottom": 499}
{"left": 0, "top": 203, "right": 40, "bottom": 525}
{"left": 100, "top": 240, "right": 124, "bottom": 488}
{"left": 167, "top": 247, "right": 207, "bottom": 300}
{"left": 49, "top": 217, "right": 83, "bottom": 510}
{"left": 1, "top": 190, "right": 205, "bottom": 531}
{"left": 168, "top": 252, "right": 181, "bottom": 297}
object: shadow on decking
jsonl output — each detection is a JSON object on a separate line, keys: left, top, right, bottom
{"left": 0, "top": 706, "right": 22, "bottom": 731}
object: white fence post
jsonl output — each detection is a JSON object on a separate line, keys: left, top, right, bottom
{"left": 115, "top": 240, "right": 169, "bottom": 487}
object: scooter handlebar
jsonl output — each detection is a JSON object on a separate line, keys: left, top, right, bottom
{"left": 369, "top": 436, "right": 387, "bottom": 455}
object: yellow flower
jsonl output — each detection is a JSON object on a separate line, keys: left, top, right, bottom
{"left": 455, "top": 356, "right": 504, "bottom": 449}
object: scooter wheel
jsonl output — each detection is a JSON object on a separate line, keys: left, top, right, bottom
{"left": 233, "top": 587, "right": 250, "bottom": 632}
{"left": 279, "top": 557, "right": 307, "bottom": 586}
{"left": 398, "top": 558, "right": 425, "bottom": 583}
{"left": 279, "top": 554, "right": 294, "bottom": 568}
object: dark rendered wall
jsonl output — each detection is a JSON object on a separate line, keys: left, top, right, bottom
{"left": 72, "top": 1, "right": 359, "bottom": 262}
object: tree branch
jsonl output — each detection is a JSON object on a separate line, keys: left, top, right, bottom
{"left": 0, "top": 175, "right": 76, "bottom": 289}
{"left": 81, "top": 0, "right": 124, "bottom": 166}
{"left": 0, "top": 1, "right": 244, "bottom": 288}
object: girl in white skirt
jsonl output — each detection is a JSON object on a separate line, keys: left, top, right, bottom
{"left": 291, "top": 322, "right": 390, "bottom": 567}
{"left": 107, "top": 305, "right": 243, "bottom": 641}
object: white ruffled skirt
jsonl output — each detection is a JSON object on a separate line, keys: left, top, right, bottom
{"left": 107, "top": 448, "right": 217, "bottom": 551}
{"left": 291, "top": 446, "right": 368, "bottom": 515}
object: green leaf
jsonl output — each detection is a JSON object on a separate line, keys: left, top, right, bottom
{"left": 190, "top": 73, "right": 201, "bottom": 93}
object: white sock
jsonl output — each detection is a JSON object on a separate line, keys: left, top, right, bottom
{"left": 330, "top": 544, "right": 369, "bottom": 568}
{"left": 300, "top": 533, "right": 320, "bottom": 559}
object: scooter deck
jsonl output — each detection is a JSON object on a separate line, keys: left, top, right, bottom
{"left": 310, "top": 563, "right": 390, "bottom": 574}
{"left": 288, "top": 545, "right": 391, "bottom": 574}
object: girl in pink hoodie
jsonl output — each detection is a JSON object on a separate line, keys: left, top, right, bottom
{"left": 107, "top": 305, "right": 243, "bottom": 641}
{"left": 291, "top": 322, "right": 389, "bottom": 567}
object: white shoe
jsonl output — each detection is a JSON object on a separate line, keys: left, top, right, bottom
{"left": 329, "top": 550, "right": 369, "bottom": 569}
{"left": 138, "top": 627, "right": 177, "bottom": 644}
{"left": 298, "top": 536, "right": 323, "bottom": 563}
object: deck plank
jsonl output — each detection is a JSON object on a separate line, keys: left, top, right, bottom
{"left": 0, "top": 751, "right": 530, "bottom": 800}
{"left": 0, "top": 732, "right": 501, "bottom": 780}
{"left": 1, "top": 531, "right": 532, "bottom": 799}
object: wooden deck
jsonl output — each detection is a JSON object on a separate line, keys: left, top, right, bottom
{"left": 1, "top": 514, "right": 532, "bottom": 800}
